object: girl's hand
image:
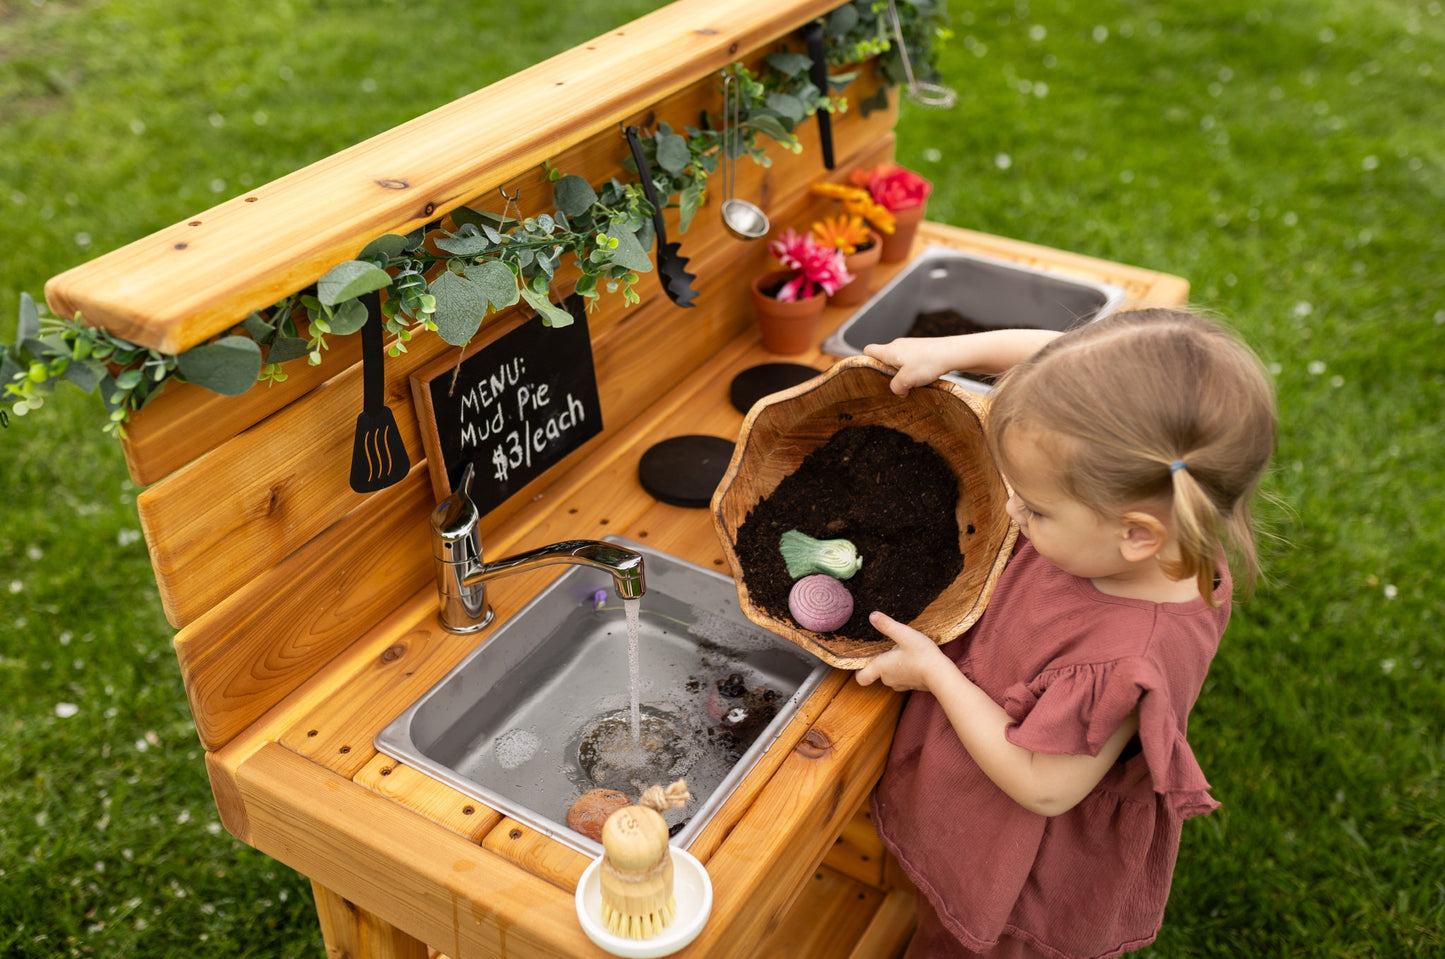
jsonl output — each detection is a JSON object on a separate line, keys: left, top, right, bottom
{"left": 854, "top": 612, "right": 951, "bottom": 692}
{"left": 863, "top": 338, "right": 956, "bottom": 395}
{"left": 864, "top": 329, "right": 1063, "bottom": 395}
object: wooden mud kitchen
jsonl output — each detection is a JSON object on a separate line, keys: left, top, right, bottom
{"left": 44, "top": 1, "right": 1188, "bottom": 956}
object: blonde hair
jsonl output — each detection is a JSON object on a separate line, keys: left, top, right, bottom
{"left": 986, "top": 308, "right": 1277, "bottom": 603}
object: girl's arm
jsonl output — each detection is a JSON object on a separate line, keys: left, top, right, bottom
{"left": 856, "top": 612, "right": 1140, "bottom": 817}
{"left": 863, "top": 328, "right": 1061, "bottom": 395}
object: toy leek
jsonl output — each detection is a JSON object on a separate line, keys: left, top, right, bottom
{"left": 779, "top": 529, "right": 862, "bottom": 580}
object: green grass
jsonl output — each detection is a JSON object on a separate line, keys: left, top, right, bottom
{"left": 2, "top": 0, "right": 1442, "bottom": 956}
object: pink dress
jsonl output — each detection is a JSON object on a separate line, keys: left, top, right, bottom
{"left": 872, "top": 542, "right": 1230, "bottom": 959}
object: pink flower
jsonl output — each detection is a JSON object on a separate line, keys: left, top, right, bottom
{"left": 849, "top": 164, "right": 933, "bottom": 212}
{"left": 768, "top": 228, "right": 854, "bottom": 301}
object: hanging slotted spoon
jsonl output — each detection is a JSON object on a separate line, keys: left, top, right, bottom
{"left": 625, "top": 126, "right": 699, "bottom": 308}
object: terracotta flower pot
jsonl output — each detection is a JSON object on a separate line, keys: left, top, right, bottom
{"left": 880, "top": 201, "right": 926, "bottom": 263}
{"left": 828, "top": 231, "right": 884, "bottom": 307}
{"left": 750, "top": 271, "right": 828, "bottom": 355}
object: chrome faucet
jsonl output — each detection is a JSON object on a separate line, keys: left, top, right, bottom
{"left": 430, "top": 462, "right": 646, "bottom": 633}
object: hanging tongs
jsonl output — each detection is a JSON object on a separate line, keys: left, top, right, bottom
{"left": 625, "top": 126, "right": 699, "bottom": 308}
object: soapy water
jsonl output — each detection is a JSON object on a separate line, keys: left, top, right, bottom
{"left": 572, "top": 706, "right": 695, "bottom": 794}
{"left": 493, "top": 727, "right": 541, "bottom": 771}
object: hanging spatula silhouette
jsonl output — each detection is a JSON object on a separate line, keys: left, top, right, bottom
{"left": 349, "top": 290, "right": 411, "bottom": 493}
{"left": 626, "top": 126, "right": 699, "bottom": 308}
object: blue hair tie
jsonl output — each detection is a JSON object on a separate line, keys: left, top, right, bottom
{"left": 1169, "top": 460, "right": 1188, "bottom": 475}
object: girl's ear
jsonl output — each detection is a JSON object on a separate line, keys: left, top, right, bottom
{"left": 1118, "top": 510, "right": 1169, "bottom": 563}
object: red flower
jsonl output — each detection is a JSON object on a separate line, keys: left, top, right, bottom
{"left": 768, "top": 229, "right": 854, "bottom": 301}
{"left": 849, "top": 163, "right": 933, "bottom": 212}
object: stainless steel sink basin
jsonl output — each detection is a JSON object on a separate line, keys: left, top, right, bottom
{"left": 376, "top": 537, "right": 829, "bottom": 856}
{"left": 822, "top": 245, "right": 1126, "bottom": 394}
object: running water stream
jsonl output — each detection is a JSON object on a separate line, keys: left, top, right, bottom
{"left": 624, "top": 596, "right": 641, "bottom": 743}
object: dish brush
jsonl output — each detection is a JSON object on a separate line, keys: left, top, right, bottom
{"left": 599, "top": 779, "right": 691, "bottom": 939}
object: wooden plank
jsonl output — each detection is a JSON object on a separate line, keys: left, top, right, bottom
{"left": 845, "top": 887, "right": 916, "bottom": 959}
{"left": 481, "top": 819, "right": 592, "bottom": 892}
{"left": 45, "top": 0, "right": 849, "bottom": 354}
{"left": 822, "top": 803, "right": 887, "bottom": 889}
{"left": 313, "top": 881, "right": 430, "bottom": 959}
{"left": 236, "top": 743, "right": 603, "bottom": 959}
{"left": 119, "top": 333, "right": 364, "bottom": 486}
{"left": 747, "top": 865, "right": 884, "bottom": 959}
{"left": 173, "top": 465, "right": 434, "bottom": 750}
{"left": 353, "top": 754, "right": 504, "bottom": 843}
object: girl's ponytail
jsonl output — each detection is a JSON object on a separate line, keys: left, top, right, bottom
{"left": 1164, "top": 459, "right": 1260, "bottom": 600}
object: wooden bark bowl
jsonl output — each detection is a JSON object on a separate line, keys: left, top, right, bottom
{"left": 711, "top": 354, "right": 1018, "bottom": 669}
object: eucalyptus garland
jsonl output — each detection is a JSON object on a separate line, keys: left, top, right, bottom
{"left": 3, "top": 1, "right": 947, "bottom": 437}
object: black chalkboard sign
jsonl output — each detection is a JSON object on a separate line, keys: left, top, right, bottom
{"left": 411, "top": 294, "right": 603, "bottom": 516}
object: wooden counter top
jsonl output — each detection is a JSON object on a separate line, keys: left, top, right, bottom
{"left": 202, "top": 222, "right": 1188, "bottom": 958}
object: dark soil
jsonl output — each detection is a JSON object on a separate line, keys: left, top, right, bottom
{"left": 733, "top": 424, "right": 964, "bottom": 645}
{"left": 908, "top": 307, "right": 993, "bottom": 338}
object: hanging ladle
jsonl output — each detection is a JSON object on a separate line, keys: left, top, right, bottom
{"left": 886, "top": 0, "right": 959, "bottom": 109}
{"left": 719, "top": 72, "right": 770, "bottom": 241}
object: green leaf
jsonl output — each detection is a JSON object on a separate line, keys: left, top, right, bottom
{"left": 175, "top": 336, "right": 263, "bottom": 395}
{"left": 677, "top": 181, "right": 703, "bottom": 235}
{"left": 519, "top": 286, "right": 574, "bottom": 328}
{"left": 327, "top": 297, "right": 369, "bottom": 336}
{"left": 2, "top": 354, "right": 24, "bottom": 388}
{"left": 655, "top": 130, "right": 692, "bottom": 175}
{"left": 17, "top": 292, "right": 40, "bottom": 342}
{"left": 743, "top": 112, "right": 794, "bottom": 142}
{"left": 466, "top": 259, "right": 521, "bottom": 311}
{"left": 62, "top": 360, "right": 105, "bottom": 394}
{"left": 357, "top": 233, "right": 411, "bottom": 263}
{"left": 607, "top": 226, "right": 655, "bottom": 273}
{"left": 825, "top": 5, "right": 859, "bottom": 36}
{"left": 435, "top": 230, "right": 493, "bottom": 256}
{"left": 766, "top": 51, "right": 813, "bottom": 76}
{"left": 765, "top": 92, "right": 807, "bottom": 124}
{"left": 264, "top": 336, "right": 311, "bottom": 365}
{"left": 428, "top": 270, "right": 488, "bottom": 345}
{"left": 316, "top": 260, "right": 392, "bottom": 306}
{"left": 242, "top": 311, "right": 276, "bottom": 343}
{"left": 113, "top": 369, "right": 143, "bottom": 390}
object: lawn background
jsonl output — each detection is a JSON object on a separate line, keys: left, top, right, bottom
{"left": 2, "top": 1, "right": 1441, "bottom": 957}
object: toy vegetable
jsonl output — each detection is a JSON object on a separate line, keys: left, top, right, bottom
{"left": 779, "top": 529, "right": 862, "bottom": 580}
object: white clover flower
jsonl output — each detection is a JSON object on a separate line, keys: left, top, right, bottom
{"left": 55, "top": 702, "right": 79, "bottom": 718}
{"left": 1308, "top": 360, "right": 1327, "bottom": 375}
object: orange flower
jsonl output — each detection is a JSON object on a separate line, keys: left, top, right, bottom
{"left": 811, "top": 214, "right": 872, "bottom": 255}
{"left": 809, "top": 181, "right": 896, "bottom": 235}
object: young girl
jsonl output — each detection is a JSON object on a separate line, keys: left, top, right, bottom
{"left": 857, "top": 309, "right": 1276, "bottom": 959}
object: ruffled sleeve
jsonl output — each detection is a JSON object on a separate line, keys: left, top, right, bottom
{"left": 1002, "top": 659, "right": 1220, "bottom": 817}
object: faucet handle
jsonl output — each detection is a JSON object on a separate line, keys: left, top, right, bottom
{"left": 433, "top": 461, "right": 479, "bottom": 544}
